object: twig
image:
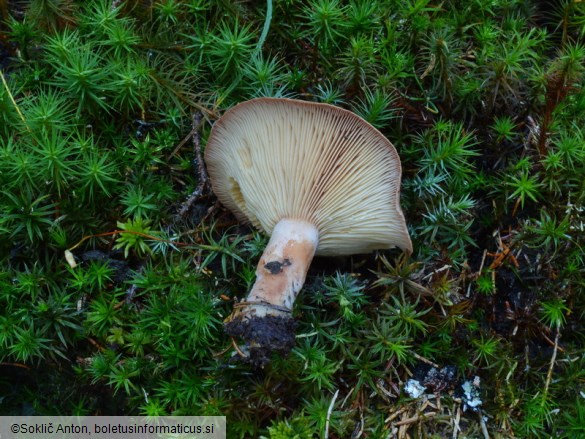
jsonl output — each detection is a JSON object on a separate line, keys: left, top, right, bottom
{"left": 87, "top": 337, "right": 105, "bottom": 352}
{"left": 542, "top": 329, "right": 565, "bottom": 353}
{"left": 0, "top": 362, "right": 31, "bottom": 370}
{"left": 543, "top": 328, "right": 560, "bottom": 402}
{"left": 340, "top": 387, "right": 354, "bottom": 408}
{"left": 192, "top": 112, "right": 207, "bottom": 182}
{"left": 141, "top": 387, "right": 149, "bottom": 404}
{"left": 413, "top": 352, "right": 439, "bottom": 368}
{"left": 212, "top": 344, "right": 233, "bottom": 358}
{"left": 168, "top": 127, "right": 198, "bottom": 160}
{"left": 354, "top": 408, "right": 364, "bottom": 439}
{"left": 478, "top": 249, "right": 487, "bottom": 276}
{"left": 0, "top": 69, "right": 29, "bottom": 131}
{"left": 394, "top": 411, "right": 437, "bottom": 426}
{"left": 385, "top": 406, "right": 408, "bottom": 423}
{"left": 452, "top": 404, "right": 461, "bottom": 439}
{"left": 325, "top": 389, "right": 339, "bottom": 439}
{"left": 114, "top": 300, "right": 126, "bottom": 310}
{"left": 231, "top": 338, "right": 248, "bottom": 359}
{"left": 478, "top": 409, "right": 490, "bottom": 439}
{"left": 66, "top": 229, "right": 191, "bottom": 253}
{"left": 178, "top": 112, "right": 209, "bottom": 217}
{"left": 468, "top": 248, "right": 488, "bottom": 297}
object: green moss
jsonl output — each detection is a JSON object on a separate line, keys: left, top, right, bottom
{"left": 1, "top": 0, "right": 585, "bottom": 437}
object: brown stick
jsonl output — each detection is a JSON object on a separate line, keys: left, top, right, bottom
{"left": 543, "top": 328, "right": 560, "bottom": 401}
{"left": 394, "top": 411, "right": 438, "bottom": 426}
{"left": 178, "top": 112, "right": 209, "bottom": 217}
{"left": 0, "top": 362, "right": 31, "bottom": 370}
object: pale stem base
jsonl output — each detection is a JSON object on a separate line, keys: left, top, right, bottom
{"left": 228, "top": 218, "right": 319, "bottom": 321}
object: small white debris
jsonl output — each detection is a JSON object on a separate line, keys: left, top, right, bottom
{"left": 76, "top": 295, "right": 86, "bottom": 312}
{"left": 64, "top": 250, "right": 77, "bottom": 268}
{"left": 461, "top": 376, "right": 482, "bottom": 412}
{"left": 404, "top": 379, "right": 426, "bottom": 399}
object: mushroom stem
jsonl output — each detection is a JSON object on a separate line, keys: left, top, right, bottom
{"left": 224, "top": 219, "right": 319, "bottom": 364}
{"left": 234, "top": 218, "right": 319, "bottom": 319}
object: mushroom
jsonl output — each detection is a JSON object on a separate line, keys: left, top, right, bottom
{"left": 204, "top": 97, "right": 412, "bottom": 365}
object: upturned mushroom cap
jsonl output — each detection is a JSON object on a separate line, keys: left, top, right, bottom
{"left": 205, "top": 97, "right": 412, "bottom": 255}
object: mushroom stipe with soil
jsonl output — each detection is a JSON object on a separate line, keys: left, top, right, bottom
{"left": 204, "top": 97, "right": 412, "bottom": 366}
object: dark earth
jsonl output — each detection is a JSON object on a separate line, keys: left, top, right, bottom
{"left": 224, "top": 314, "right": 297, "bottom": 368}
